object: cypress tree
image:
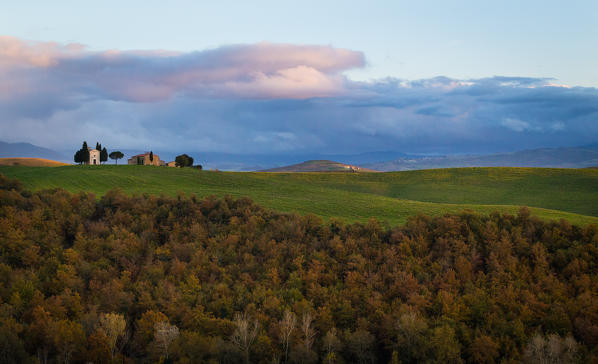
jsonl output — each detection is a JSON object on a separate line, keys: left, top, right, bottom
{"left": 73, "top": 150, "right": 81, "bottom": 164}
{"left": 149, "top": 151, "right": 154, "bottom": 163}
{"left": 82, "top": 141, "right": 90, "bottom": 164}
{"left": 75, "top": 141, "right": 91, "bottom": 164}
{"left": 101, "top": 147, "right": 108, "bottom": 164}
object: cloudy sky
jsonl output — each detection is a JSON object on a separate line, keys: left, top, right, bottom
{"left": 1, "top": 0, "right": 597, "bottom": 156}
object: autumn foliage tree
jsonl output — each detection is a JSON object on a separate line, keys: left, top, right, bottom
{"left": 232, "top": 313, "right": 259, "bottom": 364}
{"left": 0, "top": 174, "right": 597, "bottom": 362}
{"left": 154, "top": 321, "right": 179, "bottom": 360}
{"left": 98, "top": 313, "right": 126, "bottom": 360}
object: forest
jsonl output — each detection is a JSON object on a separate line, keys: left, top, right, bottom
{"left": 0, "top": 173, "right": 597, "bottom": 363}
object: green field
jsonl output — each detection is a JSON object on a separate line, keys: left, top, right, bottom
{"left": 1, "top": 165, "right": 597, "bottom": 226}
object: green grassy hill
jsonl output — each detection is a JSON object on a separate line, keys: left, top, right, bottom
{"left": 1, "top": 165, "right": 597, "bottom": 226}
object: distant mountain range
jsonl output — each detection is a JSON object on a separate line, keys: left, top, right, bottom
{"left": 365, "top": 145, "right": 598, "bottom": 171}
{"left": 0, "top": 141, "right": 69, "bottom": 162}
{"left": 2, "top": 140, "right": 597, "bottom": 171}
{"left": 260, "top": 160, "right": 378, "bottom": 172}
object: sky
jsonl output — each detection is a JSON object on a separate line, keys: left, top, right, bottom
{"left": 1, "top": 0, "right": 597, "bottom": 158}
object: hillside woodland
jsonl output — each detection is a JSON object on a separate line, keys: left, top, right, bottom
{"left": 0, "top": 173, "right": 597, "bottom": 363}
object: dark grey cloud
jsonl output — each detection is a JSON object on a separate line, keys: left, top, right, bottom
{"left": 415, "top": 105, "right": 456, "bottom": 117}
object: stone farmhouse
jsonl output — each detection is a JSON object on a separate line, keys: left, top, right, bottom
{"left": 127, "top": 152, "right": 165, "bottom": 166}
{"left": 87, "top": 148, "right": 100, "bottom": 165}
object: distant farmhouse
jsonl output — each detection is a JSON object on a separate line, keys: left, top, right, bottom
{"left": 127, "top": 152, "right": 165, "bottom": 166}
{"left": 74, "top": 142, "right": 185, "bottom": 167}
{"left": 74, "top": 141, "right": 107, "bottom": 165}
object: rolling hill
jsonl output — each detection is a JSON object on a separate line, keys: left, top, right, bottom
{"left": 261, "top": 160, "right": 378, "bottom": 172}
{"left": 1, "top": 165, "right": 597, "bottom": 226}
{"left": 0, "top": 157, "right": 69, "bottom": 167}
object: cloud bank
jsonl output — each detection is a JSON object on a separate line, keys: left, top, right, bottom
{"left": 0, "top": 36, "right": 364, "bottom": 103}
{"left": 1, "top": 36, "right": 597, "bottom": 157}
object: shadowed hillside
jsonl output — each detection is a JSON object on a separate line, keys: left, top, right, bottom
{"left": 261, "top": 160, "right": 378, "bottom": 172}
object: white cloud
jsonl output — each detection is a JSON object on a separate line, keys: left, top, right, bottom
{"left": 550, "top": 122, "right": 566, "bottom": 131}
{"left": 501, "top": 118, "right": 537, "bottom": 132}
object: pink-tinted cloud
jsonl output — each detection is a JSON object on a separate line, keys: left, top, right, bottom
{"left": 0, "top": 37, "right": 365, "bottom": 103}
{"left": 0, "top": 36, "right": 85, "bottom": 67}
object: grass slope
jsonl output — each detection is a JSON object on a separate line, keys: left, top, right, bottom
{"left": 0, "top": 157, "right": 69, "bottom": 167}
{"left": 1, "top": 165, "right": 597, "bottom": 226}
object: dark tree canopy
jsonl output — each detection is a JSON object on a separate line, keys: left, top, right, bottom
{"left": 149, "top": 151, "right": 154, "bottom": 162}
{"left": 109, "top": 151, "right": 124, "bottom": 164}
{"left": 101, "top": 147, "right": 108, "bottom": 164}
{"left": 73, "top": 150, "right": 82, "bottom": 164}
{"left": 73, "top": 141, "right": 90, "bottom": 164}
{"left": 175, "top": 154, "right": 194, "bottom": 167}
